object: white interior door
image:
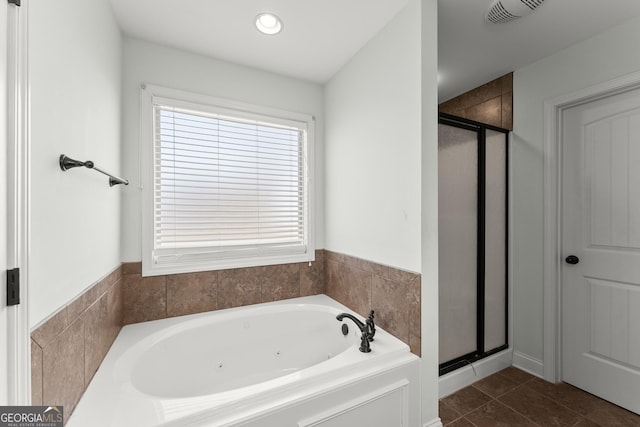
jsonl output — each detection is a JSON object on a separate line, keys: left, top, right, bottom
{"left": 562, "top": 86, "right": 640, "bottom": 414}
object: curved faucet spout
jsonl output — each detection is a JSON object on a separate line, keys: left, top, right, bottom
{"left": 336, "top": 313, "right": 365, "bottom": 332}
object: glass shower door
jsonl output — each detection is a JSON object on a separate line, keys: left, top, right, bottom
{"left": 438, "top": 114, "right": 509, "bottom": 375}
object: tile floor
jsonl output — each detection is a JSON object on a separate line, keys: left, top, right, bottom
{"left": 439, "top": 367, "right": 640, "bottom": 426}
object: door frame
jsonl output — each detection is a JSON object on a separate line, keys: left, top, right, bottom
{"left": 4, "top": 0, "right": 30, "bottom": 404}
{"left": 542, "top": 70, "right": 640, "bottom": 383}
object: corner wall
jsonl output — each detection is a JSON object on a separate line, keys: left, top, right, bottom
{"left": 29, "top": 0, "right": 122, "bottom": 327}
{"left": 324, "top": 0, "right": 422, "bottom": 273}
{"left": 421, "top": 0, "right": 441, "bottom": 424}
{"left": 512, "top": 14, "right": 640, "bottom": 369}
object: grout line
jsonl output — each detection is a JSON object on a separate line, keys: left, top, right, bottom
{"left": 520, "top": 381, "right": 587, "bottom": 421}
{"left": 463, "top": 417, "right": 480, "bottom": 427}
{"left": 495, "top": 398, "right": 543, "bottom": 427}
{"left": 469, "top": 384, "right": 497, "bottom": 401}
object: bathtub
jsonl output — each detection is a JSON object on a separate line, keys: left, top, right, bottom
{"left": 68, "top": 295, "right": 420, "bottom": 427}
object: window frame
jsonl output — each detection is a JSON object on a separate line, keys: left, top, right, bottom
{"left": 140, "top": 84, "right": 315, "bottom": 277}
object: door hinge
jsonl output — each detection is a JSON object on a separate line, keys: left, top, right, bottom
{"left": 8, "top": 0, "right": 20, "bottom": 6}
{"left": 7, "top": 268, "right": 20, "bottom": 306}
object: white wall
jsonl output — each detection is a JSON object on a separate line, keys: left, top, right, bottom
{"left": 324, "top": 1, "right": 422, "bottom": 273}
{"left": 120, "top": 38, "right": 325, "bottom": 261}
{"left": 512, "top": 15, "right": 640, "bottom": 363}
{"left": 29, "top": 0, "right": 122, "bottom": 327}
{"left": 421, "top": 0, "right": 440, "bottom": 423}
{"left": 324, "top": 1, "right": 441, "bottom": 424}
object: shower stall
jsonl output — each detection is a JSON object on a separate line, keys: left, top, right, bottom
{"left": 438, "top": 113, "right": 509, "bottom": 375}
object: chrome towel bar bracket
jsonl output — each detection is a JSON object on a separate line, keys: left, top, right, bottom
{"left": 59, "top": 154, "right": 129, "bottom": 187}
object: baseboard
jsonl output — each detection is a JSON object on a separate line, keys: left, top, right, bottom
{"left": 512, "top": 351, "right": 544, "bottom": 378}
{"left": 438, "top": 348, "right": 513, "bottom": 398}
{"left": 423, "top": 417, "right": 443, "bottom": 427}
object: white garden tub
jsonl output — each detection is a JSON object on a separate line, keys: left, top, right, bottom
{"left": 68, "top": 295, "right": 420, "bottom": 427}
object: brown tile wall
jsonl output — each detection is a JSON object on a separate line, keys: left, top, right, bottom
{"left": 31, "top": 248, "right": 422, "bottom": 424}
{"left": 121, "top": 249, "right": 326, "bottom": 324}
{"left": 120, "top": 249, "right": 420, "bottom": 356}
{"left": 439, "top": 73, "right": 513, "bottom": 130}
{"left": 30, "top": 266, "right": 122, "bottom": 424}
{"left": 324, "top": 250, "right": 421, "bottom": 356}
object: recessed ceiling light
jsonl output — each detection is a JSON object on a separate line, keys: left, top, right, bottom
{"left": 255, "top": 13, "right": 283, "bottom": 35}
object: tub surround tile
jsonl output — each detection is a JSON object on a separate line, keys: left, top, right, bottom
{"left": 65, "top": 295, "right": 88, "bottom": 326}
{"left": 122, "top": 274, "right": 167, "bottom": 324}
{"left": 347, "top": 256, "right": 388, "bottom": 278}
{"left": 32, "top": 252, "right": 416, "bottom": 425}
{"left": 383, "top": 266, "right": 419, "bottom": 285}
{"left": 31, "top": 265, "right": 123, "bottom": 424}
{"left": 326, "top": 258, "right": 372, "bottom": 317}
{"left": 31, "top": 339, "right": 43, "bottom": 406}
{"left": 166, "top": 271, "right": 218, "bottom": 317}
{"left": 408, "top": 276, "right": 421, "bottom": 338}
{"left": 33, "top": 253, "right": 415, "bottom": 421}
{"left": 300, "top": 252, "right": 325, "bottom": 296}
{"left": 259, "top": 263, "right": 301, "bottom": 303}
{"left": 85, "top": 268, "right": 121, "bottom": 308}
{"left": 122, "top": 261, "right": 142, "bottom": 275}
{"left": 42, "top": 319, "right": 85, "bottom": 424}
{"left": 106, "top": 280, "right": 123, "bottom": 343}
{"left": 372, "top": 275, "right": 411, "bottom": 344}
{"left": 32, "top": 308, "right": 71, "bottom": 349}
{"left": 84, "top": 296, "right": 112, "bottom": 385}
{"left": 409, "top": 334, "right": 421, "bottom": 357}
{"left": 218, "top": 267, "right": 262, "bottom": 309}
{"left": 324, "top": 250, "right": 422, "bottom": 356}
{"left": 123, "top": 252, "right": 326, "bottom": 322}
{"left": 325, "top": 250, "right": 349, "bottom": 264}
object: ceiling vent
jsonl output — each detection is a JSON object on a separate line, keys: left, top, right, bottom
{"left": 486, "top": 0, "right": 545, "bottom": 24}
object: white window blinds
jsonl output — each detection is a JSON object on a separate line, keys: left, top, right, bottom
{"left": 141, "top": 86, "right": 314, "bottom": 276}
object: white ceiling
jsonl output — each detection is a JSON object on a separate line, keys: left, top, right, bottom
{"left": 109, "top": 0, "right": 640, "bottom": 101}
{"left": 108, "top": 0, "right": 410, "bottom": 84}
{"left": 439, "top": 0, "right": 640, "bottom": 101}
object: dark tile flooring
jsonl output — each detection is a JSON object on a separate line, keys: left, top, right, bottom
{"left": 439, "top": 367, "right": 640, "bottom": 426}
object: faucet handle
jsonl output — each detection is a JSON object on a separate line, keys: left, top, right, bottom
{"left": 366, "top": 310, "right": 376, "bottom": 341}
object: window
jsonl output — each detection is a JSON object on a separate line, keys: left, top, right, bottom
{"left": 140, "top": 85, "right": 314, "bottom": 276}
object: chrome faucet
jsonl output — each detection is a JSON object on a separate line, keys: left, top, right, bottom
{"left": 336, "top": 310, "right": 376, "bottom": 353}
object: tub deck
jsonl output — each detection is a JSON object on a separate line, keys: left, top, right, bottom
{"left": 68, "top": 295, "right": 420, "bottom": 427}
